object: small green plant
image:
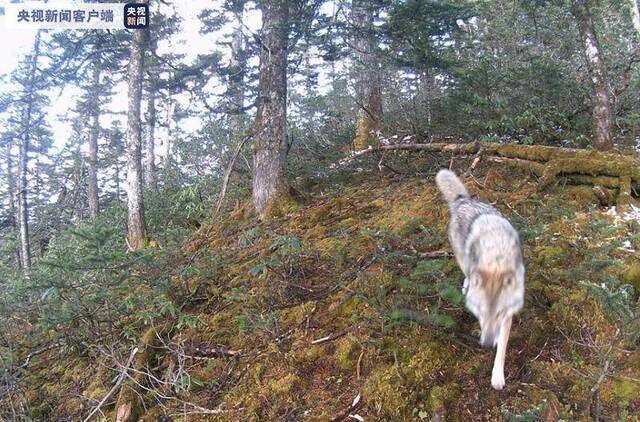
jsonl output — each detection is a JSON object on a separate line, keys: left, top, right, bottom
{"left": 249, "top": 235, "right": 304, "bottom": 280}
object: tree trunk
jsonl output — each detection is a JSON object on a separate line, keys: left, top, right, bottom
{"left": 252, "top": 0, "right": 290, "bottom": 217}
{"left": 17, "top": 31, "right": 42, "bottom": 270}
{"left": 629, "top": 0, "right": 640, "bottom": 39}
{"left": 572, "top": 0, "right": 614, "bottom": 151}
{"left": 145, "top": 39, "right": 157, "bottom": 191}
{"left": 126, "top": 6, "right": 149, "bottom": 250}
{"left": 5, "top": 139, "right": 21, "bottom": 268}
{"left": 145, "top": 85, "right": 157, "bottom": 190}
{"left": 419, "top": 69, "right": 435, "bottom": 140}
{"left": 159, "top": 97, "right": 173, "bottom": 167}
{"left": 88, "top": 65, "right": 100, "bottom": 220}
{"left": 115, "top": 158, "right": 121, "bottom": 204}
{"left": 352, "top": 0, "right": 382, "bottom": 150}
{"left": 228, "top": 11, "right": 246, "bottom": 135}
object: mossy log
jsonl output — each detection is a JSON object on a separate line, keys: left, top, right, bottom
{"left": 353, "top": 142, "right": 639, "bottom": 205}
{"left": 114, "top": 323, "right": 172, "bottom": 422}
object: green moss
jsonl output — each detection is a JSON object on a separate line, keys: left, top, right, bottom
{"left": 536, "top": 245, "right": 566, "bottom": 265}
{"left": 334, "top": 335, "right": 360, "bottom": 370}
{"left": 623, "top": 263, "right": 640, "bottom": 292}
{"left": 363, "top": 365, "right": 412, "bottom": 419}
{"left": 290, "top": 341, "right": 325, "bottom": 365}
{"left": 605, "top": 378, "right": 640, "bottom": 403}
{"left": 270, "top": 372, "right": 300, "bottom": 395}
{"left": 428, "top": 383, "right": 460, "bottom": 414}
{"left": 405, "top": 343, "right": 448, "bottom": 385}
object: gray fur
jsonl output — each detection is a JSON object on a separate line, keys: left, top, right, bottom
{"left": 435, "top": 169, "right": 525, "bottom": 390}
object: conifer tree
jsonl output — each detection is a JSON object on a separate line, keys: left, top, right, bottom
{"left": 572, "top": 0, "right": 614, "bottom": 150}
{"left": 126, "top": 1, "right": 151, "bottom": 249}
{"left": 252, "top": 0, "right": 291, "bottom": 217}
{"left": 351, "top": 0, "right": 382, "bottom": 150}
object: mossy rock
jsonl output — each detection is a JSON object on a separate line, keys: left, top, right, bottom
{"left": 547, "top": 289, "right": 614, "bottom": 345}
{"left": 270, "top": 372, "right": 300, "bottom": 395}
{"left": 289, "top": 340, "right": 326, "bottom": 365}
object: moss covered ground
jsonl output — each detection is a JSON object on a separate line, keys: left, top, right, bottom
{"left": 5, "top": 155, "right": 640, "bottom": 421}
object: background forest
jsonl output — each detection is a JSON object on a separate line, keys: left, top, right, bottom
{"left": 1, "top": 0, "right": 640, "bottom": 420}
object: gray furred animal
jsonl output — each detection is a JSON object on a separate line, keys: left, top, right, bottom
{"left": 435, "top": 169, "right": 524, "bottom": 390}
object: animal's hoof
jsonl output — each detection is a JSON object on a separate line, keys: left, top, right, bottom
{"left": 491, "top": 372, "right": 505, "bottom": 390}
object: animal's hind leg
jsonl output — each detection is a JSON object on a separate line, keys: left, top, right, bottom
{"left": 491, "top": 315, "right": 512, "bottom": 390}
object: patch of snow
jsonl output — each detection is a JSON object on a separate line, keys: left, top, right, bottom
{"left": 622, "top": 204, "right": 640, "bottom": 223}
{"left": 619, "top": 240, "right": 635, "bottom": 253}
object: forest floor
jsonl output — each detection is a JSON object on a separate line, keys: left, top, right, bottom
{"left": 10, "top": 153, "right": 640, "bottom": 421}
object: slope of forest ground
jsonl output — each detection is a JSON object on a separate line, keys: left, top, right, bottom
{"left": 3, "top": 152, "right": 640, "bottom": 421}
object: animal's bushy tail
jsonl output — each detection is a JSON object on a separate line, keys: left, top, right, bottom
{"left": 435, "top": 169, "right": 469, "bottom": 207}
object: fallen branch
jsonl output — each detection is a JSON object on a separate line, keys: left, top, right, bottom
{"left": 341, "top": 141, "right": 640, "bottom": 206}
{"left": 186, "top": 343, "right": 241, "bottom": 358}
{"left": 215, "top": 133, "right": 253, "bottom": 215}
{"left": 83, "top": 347, "right": 138, "bottom": 422}
{"left": 356, "top": 350, "right": 364, "bottom": 380}
{"left": 330, "top": 393, "right": 363, "bottom": 422}
{"left": 416, "top": 250, "right": 451, "bottom": 259}
{"left": 20, "top": 341, "right": 63, "bottom": 369}
{"left": 311, "top": 329, "right": 348, "bottom": 345}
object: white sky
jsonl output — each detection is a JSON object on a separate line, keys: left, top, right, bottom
{"left": 0, "top": 0, "right": 264, "bottom": 157}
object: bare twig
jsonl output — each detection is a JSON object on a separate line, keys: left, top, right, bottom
{"left": 311, "top": 329, "right": 348, "bottom": 345}
{"left": 330, "top": 393, "right": 362, "bottom": 422}
{"left": 356, "top": 350, "right": 364, "bottom": 380}
{"left": 215, "top": 133, "right": 253, "bottom": 215}
{"left": 20, "top": 342, "right": 63, "bottom": 369}
{"left": 83, "top": 347, "right": 138, "bottom": 422}
{"left": 186, "top": 344, "right": 242, "bottom": 358}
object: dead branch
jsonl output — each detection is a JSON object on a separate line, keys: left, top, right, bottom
{"left": 19, "top": 341, "right": 63, "bottom": 369}
{"left": 342, "top": 141, "right": 640, "bottom": 205}
{"left": 83, "top": 347, "right": 138, "bottom": 422}
{"left": 215, "top": 133, "right": 253, "bottom": 215}
{"left": 330, "top": 393, "right": 363, "bottom": 422}
{"left": 311, "top": 329, "right": 348, "bottom": 345}
{"left": 416, "top": 250, "right": 451, "bottom": 259}
{"left": 186, "top": 343, "right": 242, "bottom": 358}
{"left": 356, "top": 350, "right": 364, "bottom": 380}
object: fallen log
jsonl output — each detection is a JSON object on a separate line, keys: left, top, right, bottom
{"left": 347, "top": 142, "right": 640, "bottom": 207}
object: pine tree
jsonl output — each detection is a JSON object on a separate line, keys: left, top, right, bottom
{"left": 351, "top": 0, "right": 382, "bottom": 150}
{"left": 571, "top": 0, "right": 613, "bottom": 151}
{"left": 126, "top": 3, "right": 151, "bottom": 250}
{"left": 252, "top": 0, "right": 291, "bottom": 217}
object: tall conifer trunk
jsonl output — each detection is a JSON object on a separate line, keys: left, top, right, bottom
{"left": 352, "top": 0, "right": 382, "bottom": 150}
{"left": 228, "top": 11, "right": 246, "bottom": 135}
{"left": 18, "top": 31, "right": 42, "bottom": 269}
{"left": 5, "top": 138, "right": 20, "bottom": 268}
{"left": 88, "top": 64, "right": 100, "bottom": 220}
{"left": 572, "top": 0, "right": 614, "bottom": 151}
{"left": 126, "top": 4, "right": 149, "bottom": 249}
{"left": 252, "top": 0, "right": 290, "bottom": 217}
{"left": 145, "top": 36, "right": 157, "bottom": 190}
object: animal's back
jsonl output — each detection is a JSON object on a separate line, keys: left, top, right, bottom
{"left": 448, "top": 197, "right": 501, "bottom": 273}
